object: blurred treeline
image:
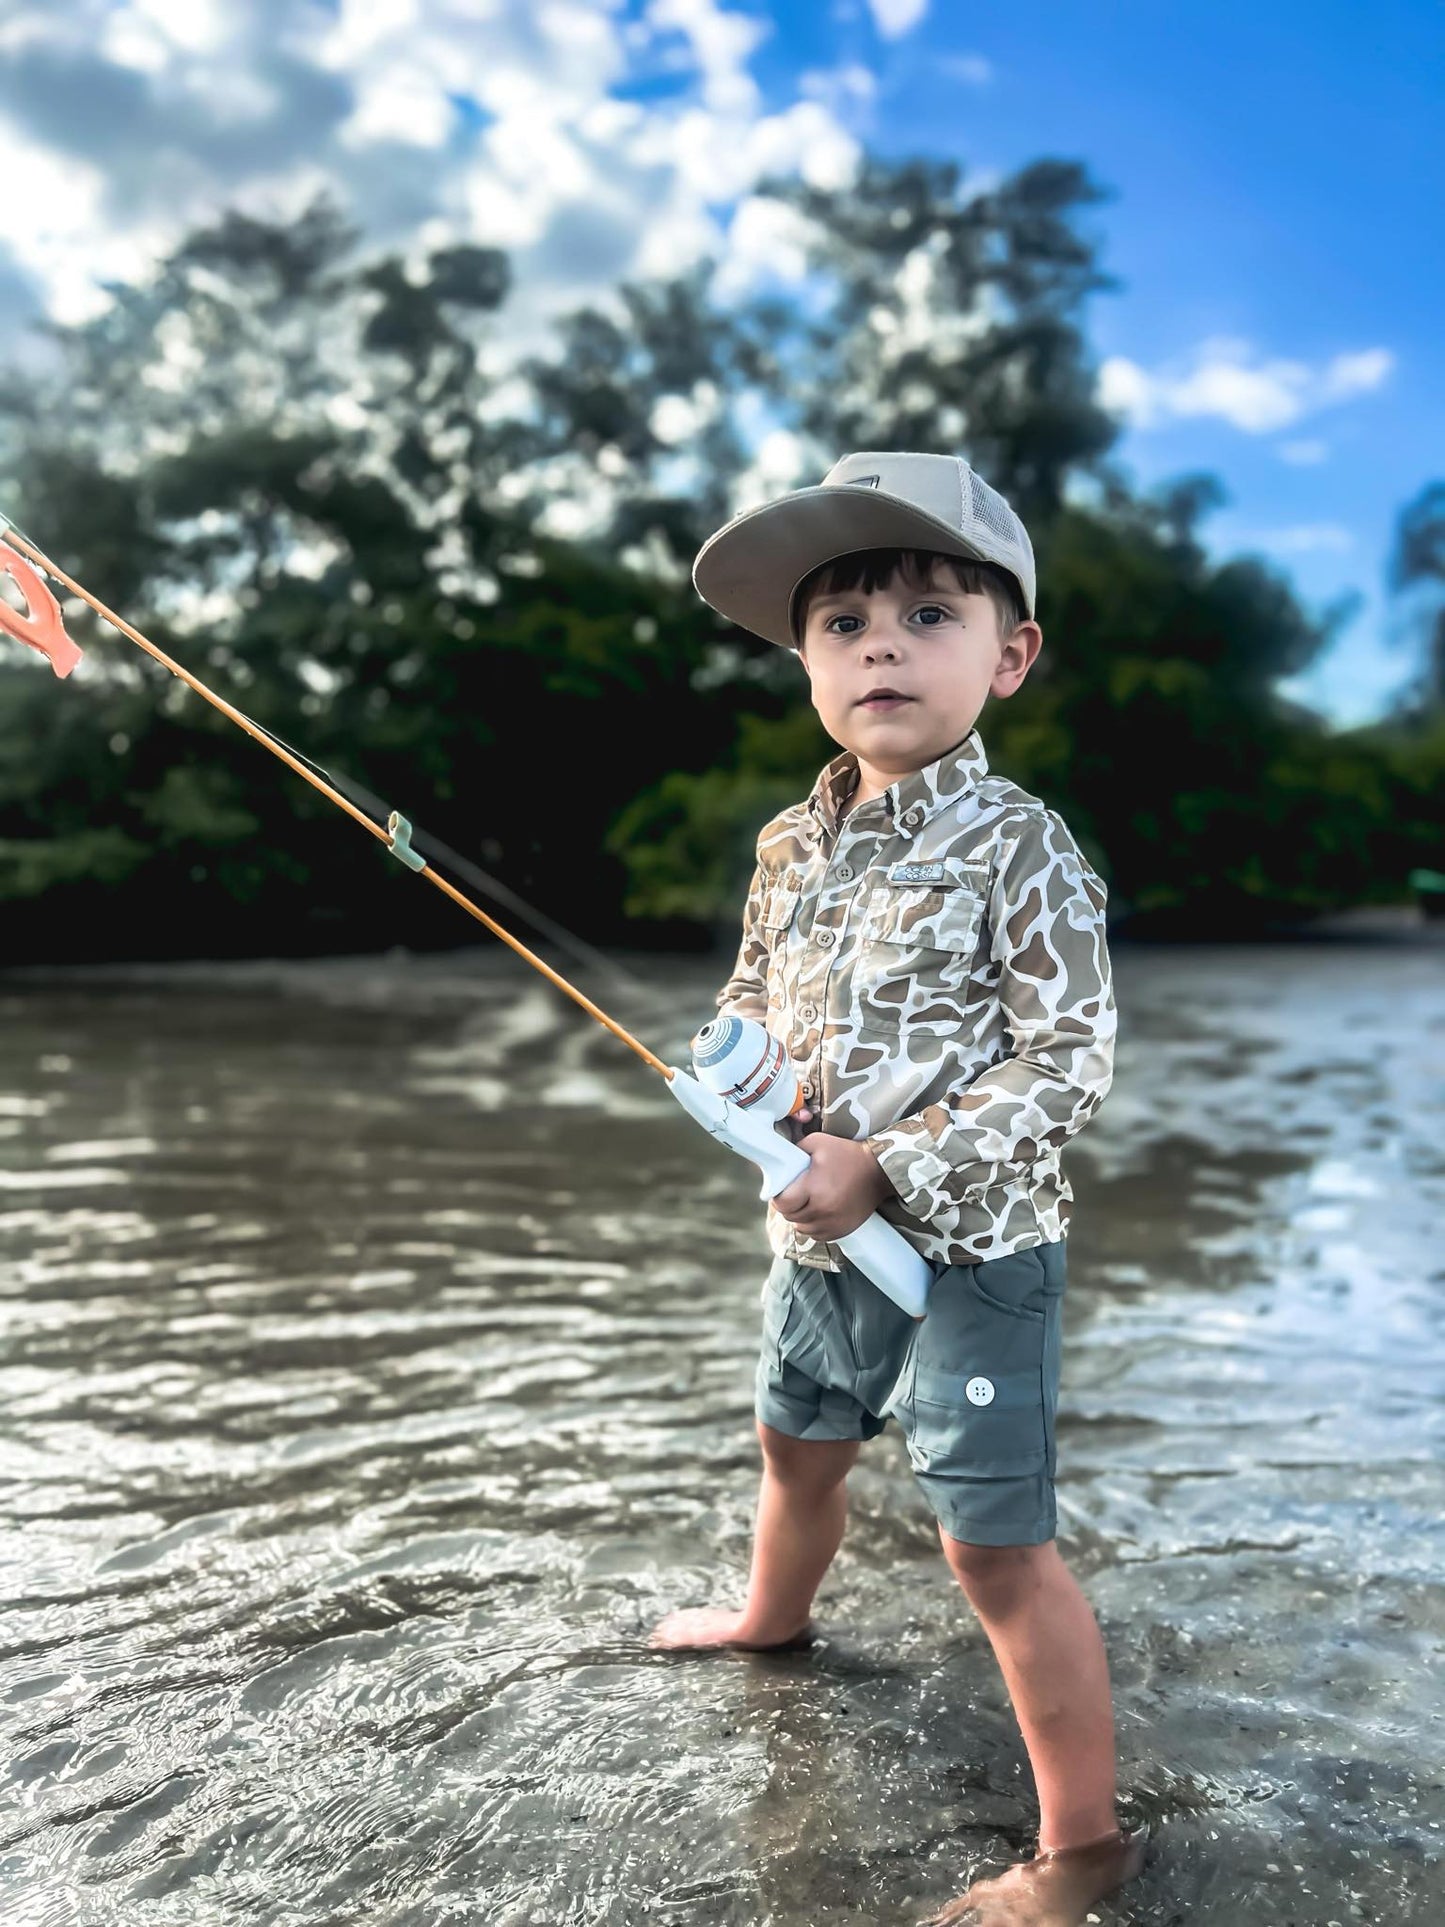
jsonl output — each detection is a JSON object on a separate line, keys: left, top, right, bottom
{"left": 0, "top": 154, "right": 1441, "bottom": 962}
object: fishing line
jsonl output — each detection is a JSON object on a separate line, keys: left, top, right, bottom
{"left": 0, "top": 510, "right": 933, "bottom": 1314}
{"left": 0, "top": 517, "right": 665, "bottom": 1070}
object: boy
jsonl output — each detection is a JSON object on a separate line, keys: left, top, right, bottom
{"left": 650, "top": 452, "right": 1143, "bottom": 1926}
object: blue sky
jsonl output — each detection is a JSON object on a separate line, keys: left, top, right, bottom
{"left": 761, "top": 0, "right": 1445, "bottom": 725}
{"left": 0, "top": 0, "right": 1439, "bottom": 725}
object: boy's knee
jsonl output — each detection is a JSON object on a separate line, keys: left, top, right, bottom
{"left": 756, "top": 1419, "right": 860, "bottom": 1490}
{"left": 939, "top": 1531, "right": 1055, "bottom": 1607}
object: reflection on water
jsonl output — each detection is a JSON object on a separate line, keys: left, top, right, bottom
{"left": 1, "top": 930, "right": 1443, "bottom": 1923}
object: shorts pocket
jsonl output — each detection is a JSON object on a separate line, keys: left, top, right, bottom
{"left": 902, "top": 1256, "right": 1050, "bottom": 1475}
{"left": 761, "top": 1266, "right": 803, "bottom": 1372}
{"left": 968, "top": 1247, "right": 1050, "bottom": 1323}
{"left": 907, "top": 1362, "right": 1047, "bottom": 1477}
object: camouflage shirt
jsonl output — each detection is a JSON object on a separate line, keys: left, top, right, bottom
{"left": 714, "top": 726, "right": 1116, "bottom": 1272}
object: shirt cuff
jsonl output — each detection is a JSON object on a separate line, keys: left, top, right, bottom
{"left": 863, "top": 1119, "right": 952, "bottom": 1215}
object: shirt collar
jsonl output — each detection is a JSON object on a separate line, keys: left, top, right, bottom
{"left": 805, "top": 726, "right": 990, "bottom": 842}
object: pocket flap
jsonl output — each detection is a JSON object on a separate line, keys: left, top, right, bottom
{"left": 760, "top": 875, "right": 804, "bottom": 931}
{"left": 864, "top": 867, "right": 987, "bottom": 951}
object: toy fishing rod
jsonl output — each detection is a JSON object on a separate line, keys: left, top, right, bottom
{"left": 0, "top": 520, "right": 934, "bottom": 1318}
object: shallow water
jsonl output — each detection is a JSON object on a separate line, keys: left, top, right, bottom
{"left": 1, "top": 928, "right": 1443, "bottom": 1925}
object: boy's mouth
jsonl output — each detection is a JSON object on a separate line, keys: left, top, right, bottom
{"left": 857, "top": 687, "right": 913, "bottom": 710}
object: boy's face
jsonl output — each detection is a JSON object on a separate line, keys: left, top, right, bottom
{"left": 796, "top": 560, "right": 1042, "bottom": 780}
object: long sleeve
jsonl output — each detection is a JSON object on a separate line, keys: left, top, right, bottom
{"left": 863, "top": 809, "right": 1116, "bottom": 1214}
{"left": 714, "top": 859, "right": 770, "bottom": 1022}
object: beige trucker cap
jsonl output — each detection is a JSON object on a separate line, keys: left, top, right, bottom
{"left": 692, "top": 449, "right": 1036, "bottom": 648}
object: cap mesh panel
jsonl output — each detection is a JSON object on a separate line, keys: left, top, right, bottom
{"left": 970, "top": 471, "right": 1023, "bottom": 545}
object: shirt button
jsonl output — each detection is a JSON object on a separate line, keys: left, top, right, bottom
{"left": 800, "top": 1004, "right": 816, "bottom": 1022}
{"left": 902, "top": 809, "right": 921, "bottom": 828}
{"left": 802, "top": 1081, "right": 815, "bottom": 1099}
{"left": 836, "top": 865, "right": 852, "bottom": 881}
{"left": 816, "top": 929, "right": 834, "bottom": 946}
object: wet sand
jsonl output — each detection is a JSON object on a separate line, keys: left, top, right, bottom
{"left": 1, "top": 922, "right": 1442, "bottom": 1922}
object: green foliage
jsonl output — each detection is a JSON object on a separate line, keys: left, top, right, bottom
{"left": 0, "top": 826, "right": 149, "bottom": 897}
{"left": 0, "top": 161, "right": 1439, "bottom": 961}
{"left": 606, "top": 709, "right": 833, "bottom": 923}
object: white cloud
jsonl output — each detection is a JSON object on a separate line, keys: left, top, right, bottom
{"left": 866, "top": 0, "right": 929, "bottom": 39}
{"left": 1098, "top": 334, "right": 1396, "bottom": 434}
{"left": 342, "top": 71, "right": 455, "bottom": 150}
{"left": 1320, "top": 348, "right": 1393, "bottom": 399}
{"left": 0, "top": 116, "right": 173, "bottom": 326}
{"left": 938, "top": 52, "right": 992, "bottom": 85}
{"left": 650, "top": 381, "right": 721, "bottom": 445}
{"left": 709, "top": 194, "right": 825, "bottom": 301}
{"left": 0, "top": 0, "right": 869, "bottom": 374}
{"left": 109, "top": 0, "right": 234, "bottom": 63}
{"left": 728, "top": 424, "right": 817, "bottom": 512}
{"left": 1278, "top": 438, "right": 1329, "bottom": 465}
{"left": 798, "top": 62, "right": 877, "bottom": 110}
{"left": 645, "top": 0, "right": 770, "bottom": 115}
{"left": 1242, "top": 523, "right": 1355, "bottom": 555}
{"left": 648, "top": 97, "right": 858, "bottom": 209}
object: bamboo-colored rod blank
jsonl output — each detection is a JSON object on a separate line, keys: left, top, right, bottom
{"left": 3, "top": 525, "right": 674, "bottom": 1082}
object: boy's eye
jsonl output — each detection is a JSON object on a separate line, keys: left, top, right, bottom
{"left": 824, "top": 604, "right": 951, "bottom": 634}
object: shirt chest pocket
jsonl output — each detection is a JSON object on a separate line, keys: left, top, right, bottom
{"left": 759, "top": 873, "right": 804, "bottom": 1006}
{"left": 852, "top": 870, "right": 988, "bottom": 1034}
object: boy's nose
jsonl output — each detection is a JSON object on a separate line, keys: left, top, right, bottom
{"left": 863, "top": 630, "right": 906, "bottom": 656}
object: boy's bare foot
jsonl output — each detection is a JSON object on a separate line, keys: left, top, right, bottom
{"left": 915, "top": 1827, "right": 1145, "bottom": 1925}
{"left": 648, "top": 1606, "right": 816, "bottom": 1651}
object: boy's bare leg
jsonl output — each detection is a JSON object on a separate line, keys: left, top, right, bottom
{"left": 917, "top": 1536, "right": 1143, "bottom": 1926}
{"left": 649, "top": 1422, "right": 859, "bottom": 1649}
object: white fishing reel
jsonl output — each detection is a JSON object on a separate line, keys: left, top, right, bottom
{"left": 689, "top": 1014, "right": 806, "bottom": 1126}
{"left": 670, "top": 1013, "right": 933, "bottom": 1318}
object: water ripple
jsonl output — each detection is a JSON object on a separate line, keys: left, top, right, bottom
{"left": 0, "top": 938, "right": 1442, "bottom": 1922}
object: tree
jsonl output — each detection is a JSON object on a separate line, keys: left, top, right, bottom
{"left": 1387, "top": 481, "right": 1445, "bottom": 715}
{"left": 0, "top": 200, "right": 720, "bottom": 957}
{"left": 1, "top": 165, "right": 1438, "bottom": 957}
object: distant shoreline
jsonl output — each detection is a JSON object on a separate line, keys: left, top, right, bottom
{"left": 2, "top": 903, "right": 1441, "bottom": 998}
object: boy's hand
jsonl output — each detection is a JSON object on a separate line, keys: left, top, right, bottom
{"left": 772, "top": 1113, "right": 895, "bottom": 1240}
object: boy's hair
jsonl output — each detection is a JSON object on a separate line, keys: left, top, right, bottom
{"left": 790, "top": 547, "right": 1027, "bottom": 652}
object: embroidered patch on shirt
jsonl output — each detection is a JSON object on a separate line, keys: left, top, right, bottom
{"left": 887, "top": 860, "right": 948, "bottom": 885}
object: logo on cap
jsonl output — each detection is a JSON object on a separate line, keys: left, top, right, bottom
{"left": 847, "top": 474, "right": 881, "bottom": 488}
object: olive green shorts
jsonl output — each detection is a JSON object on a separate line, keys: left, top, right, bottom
{"left": 754, "top": 1240, "right": 1066, "bottom": 1547}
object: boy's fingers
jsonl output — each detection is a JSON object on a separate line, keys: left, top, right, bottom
{"left": 773, "top": 1176, "right": 809, "bottom": 1213}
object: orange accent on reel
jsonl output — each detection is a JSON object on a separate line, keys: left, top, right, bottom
{"left": 721, "top": 1033, "right": 805, "bottom": 1117}
{"left": 0, "top": 543, "right": 84, "bottom": 678}
{"left": 725, "top": 1038, "right": 783, "bottom": 1108}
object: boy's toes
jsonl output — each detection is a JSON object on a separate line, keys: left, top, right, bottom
{"left": 916, "top": 1827, "right": 1146, "bottom": 1927}
{"left": 915, "top": 1899, "right": 976, "bottom": 1926}
{"left": 649, "top": 1607, "right": 815, "bottom": 1650}
{"left": 649, "top": 1607, "right": 740, "bottom": 1648}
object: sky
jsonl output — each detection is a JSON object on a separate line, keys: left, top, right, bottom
{"left": 0, "top": 0, "right": 1440, "bottom": 727}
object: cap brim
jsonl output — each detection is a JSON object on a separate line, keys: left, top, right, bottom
{"left": 693, "top": 486, "right": 1001, "bottom": 648}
